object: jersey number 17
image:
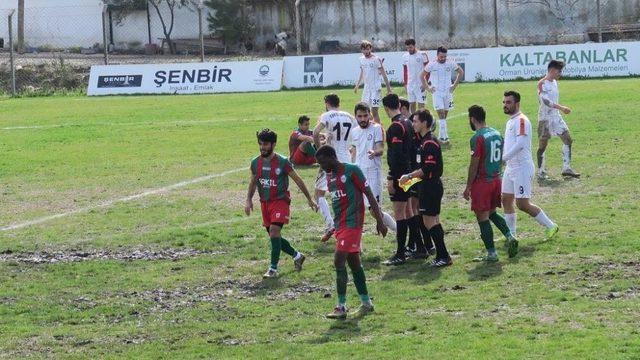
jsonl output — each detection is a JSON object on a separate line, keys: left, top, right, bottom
{"left": 332, "top": 122, "right": 352, "bottom": 141}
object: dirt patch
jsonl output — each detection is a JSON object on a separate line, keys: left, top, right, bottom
{"left": 0, "top": 247, "right": 223, "bottom": 264}
{"left": 574, "top": 260, "right": 640, "bottom": 300}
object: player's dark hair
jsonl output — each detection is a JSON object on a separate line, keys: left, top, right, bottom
{"left": 360, "top": 40, "right": 372, "bottom": 50}
{"left": 404, "top": 38, "right": 416, "bottom": 46}
{"left": 437, "top": 46, "right": 448, "bottom": 54}
{"left": 315, "top": 145, "right": 337, "bottom": 159}
{"left": 399, "top": 97, "right": 410, "bottom": 110}
{"left": 354, "top": 101, "right": 370, "bottom": 114}
{"left": 468, "top": 105, "right": 486, "bottom": 123}
{"left": 257, "top": 128, "right": 277, "bottom": 143}
{"left": 298, "top": 115, "right": 310, "bottom": 125}
{"left": 411, "top": 109, "right": 434, "bottom": 128}
{"left": 382, "top": 93, "right": 400, "bottom": 109}
{"left": 324, "top": 93, "right": 340, "bottom": 108}
{"left": 548, "top": 59, "right": 565, "bottom": 70}
{"left": 504, "top": 90, "right": 521, "bottom": 103}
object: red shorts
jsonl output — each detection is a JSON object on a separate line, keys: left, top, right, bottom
{"left": 260, "top": 200, "right": 290, "bottom": 227}
{"left": 291, "top": 149, "right": 316, "bottom": 166}
{"left": 470, "top": 178, "right": 502, "bottom": 212}
{"left": 335, "top": 227, "right": 363, "bottom": 253}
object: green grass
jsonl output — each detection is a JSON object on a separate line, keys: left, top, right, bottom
{"left": 1, "top": 79, "right": 639, "bottom": 358}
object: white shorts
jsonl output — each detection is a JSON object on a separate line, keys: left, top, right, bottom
{"left": 362, "top": 87, "right": 382, "bottom": 108}
{"left": 315, "top": 169, "right": 328, "bottom": 192}
{"left": 538, "top": 114, "right": 569, "bottom": 139}
{"left": 407, "top": 84, "right": 426, "bottom": 104}
{"left": 361, "top": 167, "right": 383, "bottom": 207}
{"left": 432, "top": 91, "right": 453, "bottom": 111}
{"left": 501, "top": 164, "right": 535, "bottom": 199}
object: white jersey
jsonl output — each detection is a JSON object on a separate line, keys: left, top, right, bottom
{"left": 425, "top": 60, "right": 458, "bottom": 93}
{"left": 350, "top": 122, "right": 384, "bottom": 170}
{"left": 320, "top": 110, "right": 357, "bottom": 163}
{"left": 360, "top": 54, "right": 383, "bottom": 89}
{"left": 402, "top": 51, "right": 428, "bottom": 86}
{"left": 504, "top": 112, "right": 534, "bottom": 169}
{"left": 538, "top": 78, "right": 560, "bottom": 119}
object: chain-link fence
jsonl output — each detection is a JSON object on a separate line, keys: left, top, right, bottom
{"left": 1, "top": 0, "right": 639, "bottom": 95}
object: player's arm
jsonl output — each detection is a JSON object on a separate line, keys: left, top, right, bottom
{"left": 245, "top": 169, "right": 257, "bottom": 216}
{"left": 368, "top": 141, "right": 384, "bottom": 159}
{"left": 451, "top": 64, "right": 464, "bottom": 92}
{"left": 364, "top": 186, "right": 388, "bottom": 237}
{"left": 386, "top": 123, "right": 405, "bottom": 180}
{"left": 354, "top": 68, "right": 363, "bottom": 93}
{"left": 313, "top": 120, "right": 326, "bottom": 149}
{"left": 463, "top": 156, "right": 481, "bottom": 201}
{"left": 379, "top": 62, "right": 392, "bottom": 94}
{"left": 350, "top": 145, "right": 356, "bottom": 163}
{"left": 400, "top": 142, "right": 436, "bottom": 182}
{"left": 502, "top": 128, "right": 529, "bottom": 162}
{"left": 289, "top": 169, "right": 318, "bottom": 212}
{"left": 538, "top": 80, "right": 571, "bottom": 114}
{"left": 421, "top": 69, "right": 432, "bottom": 93}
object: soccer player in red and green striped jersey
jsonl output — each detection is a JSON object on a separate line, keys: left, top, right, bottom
{"left": 463, "top": 105, "right": 517, "bottom": 261}
{"left": 315, "top": 145, "right": 388, "bottom": 319}
{"left": 245, "top": 129, "right": 318, "bottom": 278}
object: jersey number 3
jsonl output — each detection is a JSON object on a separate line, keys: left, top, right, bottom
{"left": 332, "top": 122, "right": 352, "bottom": 141}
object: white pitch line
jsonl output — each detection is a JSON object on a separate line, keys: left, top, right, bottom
{"left": 0, "top": 167, "right": 246, "bottom": 232}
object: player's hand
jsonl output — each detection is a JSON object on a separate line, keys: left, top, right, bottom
{"left": 450, "top": 84, "right": 457, "bottom": 93}
{"left": 463, "top": 187, "right": 471, "bottom": 201}
{"left": 353, "top": 86, "right": 358, "bottom": 94}
{"left": 420, "top": 85, "right": 426, "bottom": 92}
{"left": 376, "top": 220, "right": 388, "bottom": 238}
{"left": 387, "top": 179, "right": 395, "bottom": 194}
{"left": 308, "top": 199, "right": 318, "bottom": 212}
{"left": 367, "top": 149, "right": 377, "bottom": 159}
{"left": 399, "top": 174, "right": 411, "bottom": 184}
{"left": 244, "top": 199, "right": 253, "bottom": 216}
{"left": 561, "top": 106, "right": 571, "bottom": 114}
{"left": 429, "top": 86, "right": 436, "bottom": 93}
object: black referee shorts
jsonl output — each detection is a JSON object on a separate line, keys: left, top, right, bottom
{"left": 389, "top": 179, "right": 410, "bottom": 202}
{"left": 418, "top": 179, "right": 443, "bottom": 216}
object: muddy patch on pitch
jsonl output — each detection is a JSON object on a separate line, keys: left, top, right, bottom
{"left": 0, "top": 247, "right": 224, "bottom": 264}
{"left": 574, "top": 260, "right": 640, "bottom": 300}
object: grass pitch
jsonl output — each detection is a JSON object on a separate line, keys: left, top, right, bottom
{"left": 1, "top": 79, "right": 639, "bottom": 358}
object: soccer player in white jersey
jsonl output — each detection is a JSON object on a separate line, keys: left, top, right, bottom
{"left": 313, "top": 93, "right": 359, "bottom": 242}
{"left": 536, "top": 59, "right": 580, "bottom": 179}
{"left": 501, "top": 91, "right": 559, "bottom": 255}
{"left": 350, "top": 102, "right": 397, "bottom": 232}
{"left": 402, "top": 38, "right": 429, "bottom": 113}
{"left": 354, "top": 40, "right": 392, "bottom": 126}
{"left": 421, "top": 46, "right": 463, "bottom": 144}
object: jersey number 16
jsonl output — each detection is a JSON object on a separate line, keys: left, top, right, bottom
{"left": 490, "top": 139, "right": 502, "bottom": 163}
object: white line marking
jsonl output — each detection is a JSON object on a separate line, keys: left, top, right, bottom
{"left": 0, "top": 167, "right": 246, "bottom": 232}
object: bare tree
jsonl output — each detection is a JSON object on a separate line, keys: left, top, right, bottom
{"left": 148, "top": 0, "right": 192, "bottom": 54}
{"left": 507, "top": 0, "right": 581, "bottom": 27}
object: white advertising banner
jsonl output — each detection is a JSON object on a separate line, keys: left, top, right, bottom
{"left": 283, "top": 41, "right": 640, "bottom": 88}
{"left": 87, "top": 60, "right": 283, "bottom": 96}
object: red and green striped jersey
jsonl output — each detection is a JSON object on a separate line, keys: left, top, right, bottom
{"left": 250, "top": 153, "right": 294, "bottom": 202}
{"left": 326, "top": 163, "right": 369, "bottom": 230}
{"left": 470, "top": 127, "right": 503, "bottom": 182}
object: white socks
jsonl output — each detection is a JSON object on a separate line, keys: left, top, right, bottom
{"left": 562, "top": 144, "right": 571, "bottom": 170}
{"left": 382, "top": 211, "right": 397, "bottom": 232}
{"left": 534, "top": 209, "right": 555, "bottom": 229}
{"left": 317, "top": 197, "right": 334, "bottom": 230}
{"left": 438, "top": 119, "right": 448, "bottom": 139}
{"left": 293, "top": 252, "right": 303, "bottom": 261}
{"left": 505, "top": 213, "right": 517, "bottom": 236}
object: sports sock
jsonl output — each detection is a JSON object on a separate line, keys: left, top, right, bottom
{"left": 382, "top": 212, "right": 397, "bottom": 232}
{"left": 478, "top": 220, "right": 495, "bottom": 252}
{"left": 537, "top": 150, "right": 546, "bottom": 173}
{"left": 505, "top": 212, "right": 517, "bottom": 236}
{"left": 419, "top": 217, "right": 435, "bottom": 250}
{"left": 430, "top": 224, "right": 449, "bottom": 259}
{"left": 489, "top": 211, "right": 512, "bottom": 238}
{"left": 409, "top": 216, "right": 425, "bottom": 253}
{"left": 336, "top": 266, "right": 348, "bottom": 306}
{"left": 534, "top": 209, "right": 555, "bottom": 229}
{"left": 438, "top": 119, "right": 446, "bottom": 139}
{"left": 351, "top": 266, "right": 369, "bottom": 302}
{"left": 269, "top": 237, "right": 281, "bottom": 270}
{"left": 562, "top": 144, "right": 571, "bottom": 169}
{"left": 279, "top": 237, "right": 296, "bottom": 257}
{"left": 442, "top": 119, "right": 449, "bottom": 139}
{"left": 317, "top": 197, "right": 334, "bottom": 229}
{"left": 396, "top": 219, "right": 408, "bottom": 257}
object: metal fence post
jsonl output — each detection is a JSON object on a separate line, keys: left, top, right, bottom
{"left": 411, "top": 0, "right": 416, "bottom": 40}
{"left": 392, "top": 0, "right": 398, "bottom": 50}
{"left": 295, "top": 0, "right": 302, "bottom": 55}
{"left": 493, "top": 0, "right": 499, "bottom": 46}
{"left": 8, "top": 10, "right": 16, "bottom": 96}
{"left": 597, "top": 0, "right": 603, "bottom": 43}
{"left": 198, "top": 0, "right": 205, "bottom": 61}
{"left": 102, "top": 6, "right": 109, "bottom": 65}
